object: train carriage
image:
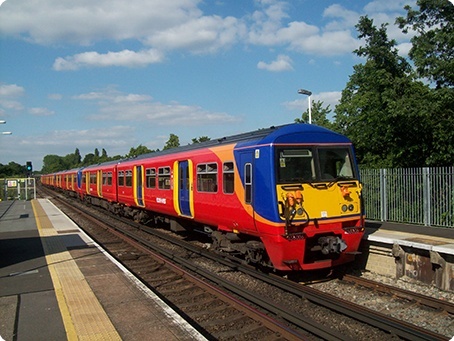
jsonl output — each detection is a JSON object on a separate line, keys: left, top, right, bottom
{"left": 80, "top": 161, "right": 118, "bottom": 210}
{"left": 42, "top": 123, "right": 365, "bottom": 272}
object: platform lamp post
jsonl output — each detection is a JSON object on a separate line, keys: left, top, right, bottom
{"left": 297, "top": 89, "right": 312, "bottom": 124}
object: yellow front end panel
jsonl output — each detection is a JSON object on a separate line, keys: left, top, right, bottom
{"left": 277, "top": 181, "right": 361, "bottom": 221}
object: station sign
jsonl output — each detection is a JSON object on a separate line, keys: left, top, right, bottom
{"left": 7, "top": 180, "right": 17, "bottom": 188}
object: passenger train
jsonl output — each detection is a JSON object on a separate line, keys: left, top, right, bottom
{"left": 41, "top": 123, "right": 365, "bottom": 271}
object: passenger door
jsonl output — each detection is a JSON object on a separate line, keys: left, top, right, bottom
{"left": 239, "top": 151, "right": 257, "bottom": 231}
{"left": 178, "top": 160, "right": 193, "bottom": 217}
{"left": 134, "top": 165, "right": 145, "bottom": 207}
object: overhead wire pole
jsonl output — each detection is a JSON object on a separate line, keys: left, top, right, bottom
{"left": 297, "top": 89, "right": 312, "bottom": 124}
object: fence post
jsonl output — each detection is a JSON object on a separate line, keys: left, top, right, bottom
{"left": 380, "top": 169, "right": 387, "bottom": 222}
{"left": 423, "top": 167, "right": 430, "bottom": 226}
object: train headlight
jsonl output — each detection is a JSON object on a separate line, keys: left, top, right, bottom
{"left": 348, "top": 204, "right": 354, "bottom": 211}
{"left": 341, "top": 204, "right": 348, "bottom": 212}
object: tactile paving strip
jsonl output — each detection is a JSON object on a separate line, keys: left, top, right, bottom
{"left": 32, "top": 200, "right": 121, "bottom": 340}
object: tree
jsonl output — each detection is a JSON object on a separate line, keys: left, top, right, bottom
{"left": 191, "top": 136, "right": 210, "bottom": 144}
{"left": 295, "top": 100, "right": 335, "bottom": 130}
{"left": 163, "top": 134, "right": 180, "bottom": 150}
{"left": 126, "top": 144, "right": 153, "bottom": 158}
{"left": 0, "top": 162, "right": 26, "bottom": 177}
{"left": 82, "top": 153, "right": 96, "bottom": 166}
{"left": 396, "top": 0, "right": 454, "bottom": 88}
{"left": 396, "top": 0, "right": 454, "bottom": 166}
{"left": 334, "top": 16, "right": 431, "bottom": 168}
{"left": 42, "top": 155, "right": 66, "bottom": 173}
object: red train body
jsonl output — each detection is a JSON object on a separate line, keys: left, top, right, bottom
{"left": 42, "top": 123, "right": 365, "bottom": 271}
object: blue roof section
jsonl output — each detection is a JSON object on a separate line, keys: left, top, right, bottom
{"left": 124, "top": 123, "right": 351, "bottom": 161}
{"left": 236, "top": 123, "right": 351, "bottom": 148}
{"left": 61, "top": 123, "right": 351, "bottom": 171}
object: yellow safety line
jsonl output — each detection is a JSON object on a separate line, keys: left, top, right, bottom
{"left": 32, "top": 200, "right": 78, "bottom": 341}
{"left": 31, "top": 199, "right": 121, "bottom": 340}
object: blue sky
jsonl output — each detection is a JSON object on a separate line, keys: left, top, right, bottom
{"left": 0, "top": 0, "right": 417, "bottom": 170}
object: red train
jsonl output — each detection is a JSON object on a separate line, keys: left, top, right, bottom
{"left": 42, "top": 123, "right": 365, "bottom": 271}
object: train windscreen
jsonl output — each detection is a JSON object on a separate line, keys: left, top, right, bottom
{"left": 276, "top": 146, "right": 356, "bottom": 183}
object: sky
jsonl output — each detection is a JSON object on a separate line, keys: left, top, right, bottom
{"left": 0, "top": 0, "right": 420, "bottom": 171}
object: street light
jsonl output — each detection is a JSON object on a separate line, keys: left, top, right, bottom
{"left": 298, "top": 89, "right": 312, "bottom": 124}
{"left": 0, "top": 120, "right": 6, "bottom": 124}
{"left": 1, "top": 132, "right": 12, "bottom": 135}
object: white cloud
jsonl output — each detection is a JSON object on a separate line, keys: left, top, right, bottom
{"left": 146, "top": 15, "right": 246, "bottom": 54}
{"left": 397, "top": 42, "right": 412, "bottom": 57}
{"left": 0, "top": 0, "right": 413, "bottom": 66}
{"left": 288, "top": 29, "right": 359, "bottom": 55}
{"left": 0, "top": 0, "right": 244, "bottom": 56}
{"left": 74, "top": 87, "right": 241, "bottom": 126}
{"left": 257, "top": 54, "right": 293, "bottom": 72}
{"left": 364, "top": 0, "right": 414, "bottom": 13}
{"left": 0, "top": 83, "right": 25, "bottom": 111}
{"left": 323, "top": 4, "right": 360, "bottom": 31}
{"left": 53, "top": 49, "right": 165, "bottom": 71}
{"left": 28, "top": 107, "right": 54, "bottom": 116}
{"left": 248, "top": 2, "right": 358, "bottom": 56}
{"left": 20, "top": 126, "right": 137, "bottom": 156}
{"left": 0, "top": 0, "right": 203, "bottom": 45}
{"left": 48, "top": 93, "right": 63, "bottom": 100}
{"left": 0, "top": 83, "right": 24, "bottom": 97}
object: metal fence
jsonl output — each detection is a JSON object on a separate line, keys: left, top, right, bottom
{"left": 0, "top": 178, "right": 36, "bottom": 201}
{"left": 360, "top": 167, "right": 454, "bottom": 228}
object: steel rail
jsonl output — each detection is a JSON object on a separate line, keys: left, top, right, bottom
{"left": 342, "top": 274, "right": 454, "bottom": 315}
{"left": 111, "top": 216, "right": 448, "bottom": 341}
{"left": 47, "top": 192, "right": 344, "bottom": 340}
{"left": 44, "top": 188, "right": 448, "bottom": 341}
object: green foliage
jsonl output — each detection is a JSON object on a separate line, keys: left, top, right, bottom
{"left": 0, "top": 162, "right": 27, "bottom": 178}
{"left": 396, "top": 0, "right": 454, "bottom": 88}
{"left": 191, "top": 136, "right": 211, "bottom": 144}
{"left": 333, "top": 12, "right": 453, "bottom": 168}
{"left": 295, "top": 100, "right": 336, "bottom": 130}
{"left": 163, "top": 133, "right": 180, "bottom": 150}
{"left": 334, "top": 16, "right": 422, "bottom": 167}
{"left": 126, "top": 144, "right": 153, "bottom": 158}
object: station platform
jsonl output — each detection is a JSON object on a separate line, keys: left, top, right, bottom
{"left": 364, "top": 220, "right": 454, "bottom": 255}
{"left": 0, "top": 199, "right": 206, "bottom": 341}
{"left": 362, "top": 220, "right": 453, "bottom": 292}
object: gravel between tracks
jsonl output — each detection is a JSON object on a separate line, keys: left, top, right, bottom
{"left": 309, "top": 271, "right": 454, "bottom": 338}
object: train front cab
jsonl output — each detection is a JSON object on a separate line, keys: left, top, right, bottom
{"left": 251, "top": 140, "right": 365, "bottom": 271}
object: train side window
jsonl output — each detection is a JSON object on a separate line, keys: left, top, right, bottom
{"left": 90, "top": 173, "right": 96, "bottom": 185}
{"left": 146, "top": 168, "right": 156, "bottom": 188}
{"left": 102, "top": 172, "right": 108, "bottom": 185}
{"left": 118, "top": 171, "right": 124, "bottom": 186}
{"left": 125, "top": 170, "right": 132, "bottom": 187}
{"left": 107, "top": 172, "right": 112, "bottom": 186}
{"left": 197, "top": 163, "right": 218, "bottom": 192}
{"left": 223, "top": 162, "right": 234, "bottom": 194}
{"left": 158, "top": 167, "right": 171, "bottom": 189}
{"left": 245, "top": 163, "right": 252, "bottom": 204}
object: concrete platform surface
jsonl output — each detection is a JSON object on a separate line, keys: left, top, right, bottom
{"left": 0, "top": 199, "right": 206, "bottom": 341}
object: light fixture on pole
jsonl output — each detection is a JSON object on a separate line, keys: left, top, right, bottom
{"left": 298, "top": 89, "right": 312, "bottom": 124}
{"left": 1, "top": 132, "right": 12, "bottom": 135}
{"left": 0, "top": 120, "right": 6, "bottom": 124}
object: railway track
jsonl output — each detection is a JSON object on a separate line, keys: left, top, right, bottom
{"left": 41, "top": 187, "right": 450, "bottom": 340}
{"left": 341, "top": 274, "right": 454, "bottom": 315}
